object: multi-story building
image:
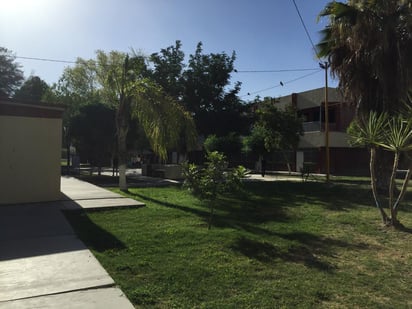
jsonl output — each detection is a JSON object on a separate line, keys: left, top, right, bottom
{"left": 275, "top": 87, "right": 368, "bottom": 175}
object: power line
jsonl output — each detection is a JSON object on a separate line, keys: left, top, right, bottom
{"left": 16, "top": 56, "right": 76, "bottom": 64}
{"left": 234, "top": 68, "right": 318, "bottom": 73}
{"left": 291, "top": 0, "right": 320, "bottom": 59}
{"left": 240, "top": 69, "right": 322, "bottom": 98}
{"left": 16, "top": 54, "right": 324, "bottom": 98}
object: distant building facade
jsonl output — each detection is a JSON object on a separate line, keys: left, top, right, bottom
{"left": 275, "top": 87, "right": 368, "bottom": 175}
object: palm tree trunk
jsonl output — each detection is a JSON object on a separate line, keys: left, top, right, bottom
{"left": 389, "top": 152, "right": 400, "bottom": 225}
{"left": 116, "top": 97, "right": 130, "bottom": 191}
{"left": 118, "top": 126, "right": 128, "bottom": 191}
{"left": 375, "top": 148, "right": 393, "bottom": 194}
{"left": 370, "top": 147, "right": 389, "bottom": 224}
{"left": 393, "top": 162, "right": 412, "bottom": 223}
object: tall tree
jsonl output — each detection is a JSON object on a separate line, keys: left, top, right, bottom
{"left": 13, "top": 75, "right": 49, "bottom": 101}
{"left": 318, "top": 0, "right": 412, "bottom": 114}
{"left": 94, "top": 50, "right": 196, "bottom": 190}
{"left": 150, "top": 40, "right": 185, "bottom": 100}
{"left": 318, "top": 0, "right": 412, "bottom": 190}
{"left": 182, "top": 42, "right": 247, "bottom": 137}
{"left": 0, "top": 47, "right": 24, "bottom": 97}
{"left": 244, "top": 100, "right": 303, "bottom": 173}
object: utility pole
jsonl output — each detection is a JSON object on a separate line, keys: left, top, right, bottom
{"left": 319, "top": 61, "right": 330, "bottom": 182}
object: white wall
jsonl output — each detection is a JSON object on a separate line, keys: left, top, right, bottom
{"left": 0, "top": 115, "right": 62, "bottom": 204}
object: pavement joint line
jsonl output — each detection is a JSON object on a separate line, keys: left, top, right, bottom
{"left": 0, "top": 283, "right": 117, "bottom": 303}
{"left": 62, "top": 204, "right": 145, "bottom": 212}
{"left": 60, "top": 197, "right": 131, "bottom": 202}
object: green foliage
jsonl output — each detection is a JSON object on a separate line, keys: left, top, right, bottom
{"left": 150, "top": 40, "right": 185, "bottom": 100}
{"left": 318, "top": 1, "right": 412, "bottom": 114}
{"left": 150, "top": 40, "right": 249, "bottom": 137}
{"left": 203, "top": 133, "right": 242, "bottom": 159}
{"left": 255, "top": 102, "right": 303, "bottom": 152}
{"left": 182, "top": 42, "right": 248, "bottom": 136}
{"left": 13, "top": 75, "right": 50, "bottom": 102}
{"left": 183, "top": 151, "right": 247, "bottom": 229}
{"left": 347, "top": 112, "right": 412, "bottom": 226}
{"left": 347, "top": 112, "right": 388, "bottom": 147}
{"left": 242, "top": 124, "right": 270, "bottom": 155}
{"left": 0, "top": 47, "right": 24, "bottom": 97}
{"left": 244, "top": 100, "right": 303, "bottom": 172}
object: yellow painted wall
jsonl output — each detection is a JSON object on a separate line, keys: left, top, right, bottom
{"left": 0, "top": 116, "right": 62, "bottom": 204}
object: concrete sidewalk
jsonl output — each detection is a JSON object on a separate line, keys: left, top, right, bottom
{"left": 60, "top": 176, "right": 145, "bottom": 210}
{"left": 0, "top": 177, "right": 140, "bottom": 308}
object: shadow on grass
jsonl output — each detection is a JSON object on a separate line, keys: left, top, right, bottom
{"left": 122, "top": 181, "right": 380, "bottom": 232}
{"left": 125, "top": 190, "right": 211, "bottom": 219}
{"left": 231, "top": 231, "right": 370, "bottom": 272}
{"left": 64, "top": 210, "right": 126, "bottom": 252}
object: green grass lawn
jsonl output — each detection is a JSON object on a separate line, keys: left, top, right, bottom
{"left": 65, "top": 178, "right": 412, "bottom": 308}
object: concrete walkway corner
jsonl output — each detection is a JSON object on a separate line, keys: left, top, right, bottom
{"left": 0, "top": 176, "right": 143, "bottom": 308}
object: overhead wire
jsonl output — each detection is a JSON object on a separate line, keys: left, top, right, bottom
{"left": 16, "top": 56, "right": 76, "bottom": 64}
{"left": 290, "top": 0, "right": 320, "bottom": 59}
{"left": 16, "top": 54, "right": 324, "bottom": 99}
{"left": 240, "top": 69, "right": 322, "bottom": 98}
{"left": 240, "top": 0, "right": 324, "bottom": 98}
{"left": 235, "top": 68, "right": 318, "bottom": 73}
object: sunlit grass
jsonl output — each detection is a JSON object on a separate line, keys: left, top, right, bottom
{"left": 65, "top": 178, "right": 412, "bottom": 308}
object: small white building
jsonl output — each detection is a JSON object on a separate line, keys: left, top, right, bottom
{"left": 0, "top": 99, "right": 65, "bottom": 204}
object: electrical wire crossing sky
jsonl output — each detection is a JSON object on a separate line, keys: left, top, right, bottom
{"left": 0, "top": 0, "right": 338, "bottom": 100}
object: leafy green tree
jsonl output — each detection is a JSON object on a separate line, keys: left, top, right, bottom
{"left": 13, "top": 75, "right": 49, "bottom": 101}
{"left": 203, "top": 133, "right": 242, "bottom": 162}
{"left": 150, "top": 40, "right": 185, "bottom": 100}
{"left": 183, "top": 151, "right": 247, "bottom": 229}
{"left": 245, "top": 101, "right": 303, "bottom": 173}
{"left": 150, "top": 40, "right": 250, "bottom": 146}
{"left": 42, "top": 58, "right": 103, "bottom": 131}
{"left": 348, "top": 112, "right": 412, "bottom": 227}
{"left": 0, "top": 47, "right": 24, "bottom": 97}
{"left": 182, "top": 42, "right": 248, "bottom": 136}
{"left": 242, "top": 124, "right": 270, "bottom": 157}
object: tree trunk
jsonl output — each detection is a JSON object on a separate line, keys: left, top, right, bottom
{"left": 116, "top": 97, "right": 130, "bottom": 191}
{"left": 375, "top": 148, "right": 394, "bottom": 194}
{"left": 281, "top": 151, "right": 292, "bottom": 175}
{"left": 370, "top": 147, "right": 389, "bottom": 224}
{"left": 388, "top": 152, "right": 400, "bottom": 224}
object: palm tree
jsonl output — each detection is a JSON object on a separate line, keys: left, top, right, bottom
{"left": 348, "top": 112, "right": 412, "bottom": 226}
{"left": 95, "top": 51, "right": 197, "bottom": 191}
{"left": 318, "top": 0, "right": 412, "bottom": 192}
{"left": 347, "top": 112, "right": 389, "bottom": 223}
{"left": 318, "top": 0, "right": 412, "bottom": 115}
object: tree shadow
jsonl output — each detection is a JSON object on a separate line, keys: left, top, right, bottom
{"left": 125, "top": 191, "right": 210, "bottom": 219}
{"left": 64, "top": 210, "right": 126, "bottom": 252}
{"left": 231, "top": 231, "right": 371, "bottom": 272}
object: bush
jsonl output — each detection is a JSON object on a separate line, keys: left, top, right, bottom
{"left": 182, "top": 151, "right": 248, "bottom": 229}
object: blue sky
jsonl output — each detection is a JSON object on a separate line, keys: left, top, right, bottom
{"left": 0, "top": 0, "right": 338, "bottom": 101}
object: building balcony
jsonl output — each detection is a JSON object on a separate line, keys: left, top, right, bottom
{"left": 298, "top": 131, "right": 350, "bottom": 149}
{"left": 302, "top": 121, "right": 339, "bottom": 132}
